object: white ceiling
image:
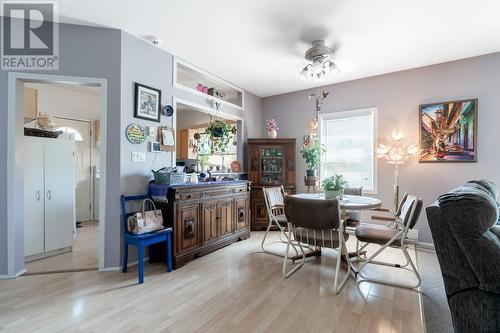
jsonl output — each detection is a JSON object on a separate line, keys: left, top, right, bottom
{"left": 54, "top": 0, "right": 500, "bottom": 97}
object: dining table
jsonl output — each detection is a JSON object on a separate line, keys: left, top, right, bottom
{"left": 288, "top": 193, "right": 383, "bottom": 262}
{"left": 290, "top": 193, "right": 382, "bottom": 211}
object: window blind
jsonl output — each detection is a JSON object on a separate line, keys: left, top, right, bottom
{"left": 320, "top": 109, "right": 376, "bottom": 192}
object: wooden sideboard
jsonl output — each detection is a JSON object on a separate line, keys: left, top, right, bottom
{"left": 247, "top": 138, "right": 296, "bottom": 231}
{"left": 151, "top": 181, "right": 250, "bottom": 269}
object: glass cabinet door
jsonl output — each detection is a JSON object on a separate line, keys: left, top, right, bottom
{"left": 260, "top": 147, "right": 283, "bottom": 185}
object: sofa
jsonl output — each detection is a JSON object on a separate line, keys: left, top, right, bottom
{"left": 426, "top": 180, "right": 500, "bottom": 333}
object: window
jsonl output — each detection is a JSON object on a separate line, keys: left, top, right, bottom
{"left": 56, "top": 127, "right": 84, "bottom": 142}
{"left": 319, "top": 108, "right": 377, "bottom": 192}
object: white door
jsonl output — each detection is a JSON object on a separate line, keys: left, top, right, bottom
{"left": 55, "top": 118, "right": 92, "bottom": 222}
{"left": 44, "top": 139, "right": 76, "bottom": 252}
{"left": 23, "top": 137, "right": 45, "bottom": 257}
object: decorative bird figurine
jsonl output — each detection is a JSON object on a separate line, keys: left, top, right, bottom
{"left": 309, "top": 90, "right": 330, "bottom": 112}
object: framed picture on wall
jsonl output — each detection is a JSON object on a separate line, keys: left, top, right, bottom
{"left": 134, "top": 83, "right": 161, "bottom": 122}
{"left": 419, "top": 98, "right": 477, "bottom": 162}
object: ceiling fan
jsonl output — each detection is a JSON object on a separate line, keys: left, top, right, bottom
{"left": 299, "top": 40, "right": 339, "bottom": 81}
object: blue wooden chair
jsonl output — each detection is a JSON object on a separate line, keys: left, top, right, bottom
{"left": 120, "top": 194, "right": 173, "bottom": 284}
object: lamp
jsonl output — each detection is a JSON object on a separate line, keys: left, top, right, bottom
{"left": 375, "top": 130, "right": 418, "bottom": 211}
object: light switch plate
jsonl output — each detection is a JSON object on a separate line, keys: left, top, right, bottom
{"left": 146, "top": 126, "right": 156, "bottom": 137}
{"left": 131, "top": 152, "right": 146, "bottom": 162}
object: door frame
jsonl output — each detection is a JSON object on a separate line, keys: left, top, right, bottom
{"left": 6, "top": 72, "right": 108, "bottom": 276}
{"left": 172, "top": 97, "right": 245, "bottom": 166}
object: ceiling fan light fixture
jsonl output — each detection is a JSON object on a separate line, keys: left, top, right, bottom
{"left": 299, "top": 66, "right": 308, "bottom": 80}
{"left": 299, "top": 40, "right": 338, "bottom": 81}
{"left": 328, "top": 61, "right": 339, "bottom": 73}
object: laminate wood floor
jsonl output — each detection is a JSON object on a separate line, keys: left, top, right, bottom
{"left": 0, "top": 231, "right": 424, "bottom": 333}
{"left": 25, "top": 220, "right": 99, "bottom": 274}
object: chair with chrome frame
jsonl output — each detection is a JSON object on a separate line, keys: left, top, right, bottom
{"left": 354, "top": 194, "right": 423, "bottom": 289}
{"left": 261, "top": 186, "right": 298, "bottom": 257}
{"left": 343, "top": 186, "right": 363, "bottom": 227}
{"left": 283, "top": 195, "right": 351, "bottom": 294}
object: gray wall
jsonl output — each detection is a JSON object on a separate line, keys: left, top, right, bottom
{"left": 262, "top": 52, "right": 500, "bottom": 243}
{"left": 0, "top": 22, "right": 122, "bottom": 275}
{"left": 0, "top": 24, "right": 262, "bottom": 275}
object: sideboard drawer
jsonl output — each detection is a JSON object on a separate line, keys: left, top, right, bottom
{"left": 178, "top": 192, "right": 200, "bottom": 200}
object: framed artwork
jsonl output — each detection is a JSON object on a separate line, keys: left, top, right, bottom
{"left": 134, "top": 83, "right": 161, "bottom": 122}
{"left": 419, "top": 98, "right": 477, "bottom": 162}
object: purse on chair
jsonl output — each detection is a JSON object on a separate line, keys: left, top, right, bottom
{"left": 127, "top": 198, "right": 164, "bottom": 235}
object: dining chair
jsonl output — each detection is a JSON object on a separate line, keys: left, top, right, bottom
{"left": 354, "top": 194, "right": 423, "bottom": 289}
{"left": 343, "top": 186, "right": 363, "bottom": 226}
{"left": 120, "top": 194, "right": 173, "bottom": 284}
{"left": 283, "top": 195, "right": 351, "bottom": 294}
{"left": 261, "top": 186, "right": 298, "bottom": 257}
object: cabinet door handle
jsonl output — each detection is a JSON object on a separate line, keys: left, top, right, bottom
{"left": 47, "top": 190, "right": 52, "bottom": 200}
{"left": 184, "top": 218, "right": 194, "bottom": 240}
{"left": 238, "top": 207, "right": 245, "bottom": 223}
{"left": 36, "top": 190, "right": 40, "bottom": 201}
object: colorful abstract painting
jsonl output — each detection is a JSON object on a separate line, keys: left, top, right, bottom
{"left": 419, "top": 99, "right": 477, "bottom": 162}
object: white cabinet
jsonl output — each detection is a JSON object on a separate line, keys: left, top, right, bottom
{"left": 23, "top": 138, "right": 45, "bottom": 256}
{"left": 24, "top": 136, "right": 76, "bottom": 257}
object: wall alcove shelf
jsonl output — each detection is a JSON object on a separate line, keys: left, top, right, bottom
{"left": 173, "top": 58, "right": 244, "bottom": 110}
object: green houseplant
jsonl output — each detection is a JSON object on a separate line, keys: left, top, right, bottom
{"left": 300, "top": 135, "right": 326, "bottom": 177}
{"left": 322, "top": 174, "right": 348, "bottom": 199}
{"left": 198, "top": 154, "right": 210, "bottom": 171}
{"left": 204, "top": 117, "right": 236, "bottom": 154}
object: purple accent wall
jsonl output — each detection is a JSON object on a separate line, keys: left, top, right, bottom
{"left": 262, "top": 52, "right": 500, "bottom": 243}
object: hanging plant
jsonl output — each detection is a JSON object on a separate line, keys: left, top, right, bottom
{"left": 203, "top": 116, "right": 236, "bottom": 154}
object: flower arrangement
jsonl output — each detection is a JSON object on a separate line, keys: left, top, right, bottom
{"left": 266, "top": 119, "right": 279, "bottom": 138}
{"left": 266, "top": 119, "right": 279, "bottom": 132}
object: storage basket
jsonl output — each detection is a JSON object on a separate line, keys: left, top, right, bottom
{"left": 151, "top": 167, "right": 186, "bottom": 185}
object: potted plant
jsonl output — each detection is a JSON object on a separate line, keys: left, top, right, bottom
{"left": 204, "top": 116, "right": 236, "bottom": 154}
{"left": 265, "top": 119, "right": 279, "bottom": 138}
{"left": 322, "top": 174, "right": 348, "bottom": 199}
{"left": 300, "top": 135, "right": 326, "bottom": 177}
{"left": 198, "top": 154, "right": 210, "bottom": 171}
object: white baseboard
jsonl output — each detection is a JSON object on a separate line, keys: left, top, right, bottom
{"left": 98, "top": 257, "right": 151, "bottom": 272}
{"left": 125, "top": 257, "right": 150, "bottom": 268}
{"left": 25, "top": 246, "right": 72, "bottom": 263}
{"left": 0, "top": 268, "right": 26, "bottom": 279}
{"left": 99, "top": 266, "right": 121, "bottom": 272}
{"left": 415, "top": 241, "right": 435, "bottom": 251}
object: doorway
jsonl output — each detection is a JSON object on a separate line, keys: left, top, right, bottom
{"left": 55, "top": 117, "right": 93, "bottom": 223}
{"left": 6, "top": 73, "right": 107, "bottom": 276}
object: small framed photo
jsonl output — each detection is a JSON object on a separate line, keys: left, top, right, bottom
{"left": 134, "top": 83, "right": 161, "bottom": 122}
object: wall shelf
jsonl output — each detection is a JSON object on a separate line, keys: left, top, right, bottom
{"left": 173, "top": 58, "right": 244, "bottom": 111}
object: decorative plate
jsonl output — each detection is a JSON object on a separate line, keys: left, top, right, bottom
{"left": 230, "top": 160, "right": 241, "bottom": 172}
{"left": 126, "top": 123, "right": 146, "bottom": 144}
{"left": 161, "top": 105, "right": 174, "bottom": 117}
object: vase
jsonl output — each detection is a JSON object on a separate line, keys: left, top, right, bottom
{"left": 306, "top": 169, "right": 316, "bottom": 177}
{"left": 324, "top": 190, "right": 343, "bottom": 200}
{"left": 267, "top": 129, "right": 277, "bottom": 138}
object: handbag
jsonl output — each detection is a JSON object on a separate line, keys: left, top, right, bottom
{"left": 127, "top": 198, "right": 164, "bottom": 235}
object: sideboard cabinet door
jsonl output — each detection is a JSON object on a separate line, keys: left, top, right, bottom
{"left": 175, "top": 203, "right": 201, "bottom": 254}
{"left": 235, "top": 196, "right": 249, "bottom": 231}
{"left": 202, "top": 200, "right": 219, "bottom": 244}
{"left": 219, "top": 200, "right": 235, "bottom": 238}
